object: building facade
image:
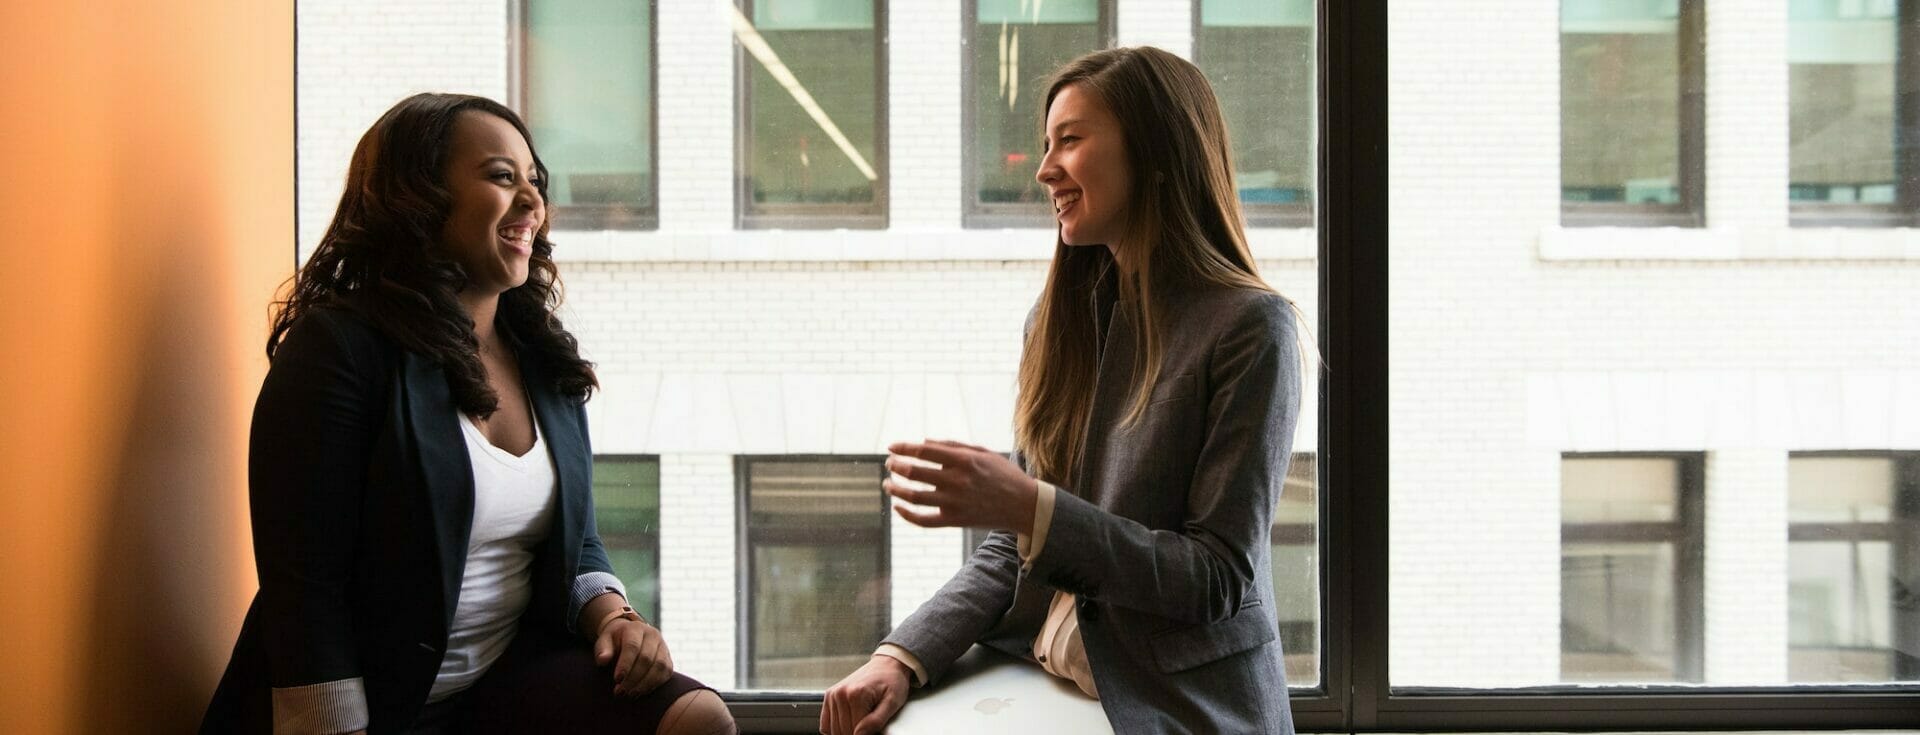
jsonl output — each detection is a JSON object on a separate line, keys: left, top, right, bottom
{"left": 296, "top": 0, "right": 1918, "bottom": 693}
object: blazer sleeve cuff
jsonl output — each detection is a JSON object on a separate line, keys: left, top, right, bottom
{"left": 873, "top": 643, "right": 931, "bottom": 687}
{"left": 1016, "top": 480, "right": 1058, "bottom": 574}
{"left": 570, "top": 571, "right": 630, "bottom": 633}
{"left": 271, "top": 677, "right": 368, "bottom": 735}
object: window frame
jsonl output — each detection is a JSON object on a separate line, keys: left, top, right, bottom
{"left": 1789, "top": 0, "right": 1920, "bottom": 228}
{"left": 1332, "top": 0, "right": 1920, "bottom": 727}
{"left": 1557, "top": 0, "right": 1707, "bottom": 228}
{"left": 734, "top": 454, "right": 892, "bottom": 692}
{"left": 1787, "top": 450, "right": 1920, "bottom": 681}
{"left": 508, "top": 0, "right": 661, "bottom": 231}
{"left": 1557, "top": 452, "right": 1707, "bottom": 684}
{"left": 1189, "top": 0, "right": 1317, "bottom": 229}
{"left": 591, "top": 453, "right": 664, "bottom": 624}
{"left": 959, "top": 0, "right": 1118, "bottom": 229}
{"left": 727, "top": 0, "right": 1920, "bottom": 728}
{"left": 732, "top": 0, "right": 891, "bottom": 230}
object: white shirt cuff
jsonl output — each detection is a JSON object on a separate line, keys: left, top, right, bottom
{"left": 571, "top": 571, "right": 630, "bottom": 632}
{"left": 1017, "top": 480, "right": 1058, "bottom": 574}
{"left": 271, "top": 677, "right": 368, "bottom": 735}
{"left": 874, "top": 643, "right": 930, "bottom": 687}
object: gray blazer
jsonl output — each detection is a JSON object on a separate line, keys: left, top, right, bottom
{"left": 884, "top": 270, "right": 1303, "bottom": 734}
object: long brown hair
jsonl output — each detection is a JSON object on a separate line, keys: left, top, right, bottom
{"left": 269, "top": 93, "right": 596, "bottom": 415}
{"left": 1015, "top": 47, "right": 1290, "bottom": 486}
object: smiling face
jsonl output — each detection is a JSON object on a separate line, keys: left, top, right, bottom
{"left": 1036, "top": 83, "right": 1133, "bottom": 249}
{"left": 440, "top": 110, "right": 546, "bottom": 296}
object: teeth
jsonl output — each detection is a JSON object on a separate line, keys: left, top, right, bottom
{"left": 498, "top": 227, "right": 533, "bottom": 245}
{"left": 1053, "top": 192, "right": 1080, "bottom": 212}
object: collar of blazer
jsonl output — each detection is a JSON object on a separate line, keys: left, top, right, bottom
{"left": 395, "top": 346, "right": 590, "bottom": 627}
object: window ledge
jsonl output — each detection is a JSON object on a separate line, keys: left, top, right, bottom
{"left": 1539, "top": 226, "right": 1920, "bottom": 261}
{"left": 549, "top": 227, "right": 1317, "bottom": 263}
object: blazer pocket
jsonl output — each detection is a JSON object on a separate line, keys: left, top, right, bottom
{"left": 1146, "top": 599, "right": 1277, "bottom": 674}
{"left": 1146, "top": 373, "right": 1197, "bottom": 405}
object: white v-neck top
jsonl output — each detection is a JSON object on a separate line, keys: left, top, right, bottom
{"left": 427, "top": 406, "right": 558, "bottom": 701}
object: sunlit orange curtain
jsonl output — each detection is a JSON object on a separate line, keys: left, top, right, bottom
{"left": 0, "top": 3, "right": 291, "bottom": 732}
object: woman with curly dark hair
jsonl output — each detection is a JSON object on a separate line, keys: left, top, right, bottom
{"left": 201, "top": 93, "right": 732, "bottom": 735}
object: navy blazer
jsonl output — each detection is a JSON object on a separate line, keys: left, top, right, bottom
{"left": 201, "top": 306, "right": 617, "bottom": 733}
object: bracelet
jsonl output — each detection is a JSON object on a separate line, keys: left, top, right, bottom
{"left": 595, "top": 605, "right": 643, "bottom": 637}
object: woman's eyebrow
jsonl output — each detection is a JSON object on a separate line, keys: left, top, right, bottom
{"left": 1048, "top": 119, "right": 1083, "bottom": 136}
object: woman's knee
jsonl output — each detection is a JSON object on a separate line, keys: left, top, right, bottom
{"left": 656, "top": 688, "right": 734, "bottom": 735}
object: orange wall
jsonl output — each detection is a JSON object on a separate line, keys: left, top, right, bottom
{"left": 0, "top": 3, "right": 291, "bottom": 732}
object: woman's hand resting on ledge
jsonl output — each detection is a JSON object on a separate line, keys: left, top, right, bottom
{"left": 821, "top": 654, "right": 912, "bottom": 735}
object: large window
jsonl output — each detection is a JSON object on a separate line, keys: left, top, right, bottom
{"left": 593, "top": 455, "right": 662, "bottom": 623}
{"left": 964, "top": 0, "right": 1114, "bottom": 227}
{"left": 1789, "top": 0, "right": 1919, "bottom": 226}
{"left": 738, "top": 457, "right": 890, "bottom": 691}
{"left": 1788, "top": 453, "right": 1920, "bottom": 681}
{"left": 734, "top": 0, "right": 887, "bottom": 229}
{"left": 1559, "top": 455, "right": 1705, "bottom": 683}
{"left": 1194, "top": 0, "right": 1315, "bottom": 227}
{"left": 518, "top": 0, "right": 657, "bottom": 229}
{"left": 1559, "top": 0, "right": 1704, "bottom": 226}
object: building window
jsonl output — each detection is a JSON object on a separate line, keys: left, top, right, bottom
{"left": 1789, "top": 0, "right": 1919, "bottom": 227}
{"left": 1272, "top": 452, "right": 1319, "bottom": 686}
{"left": 1560, "top": 454, "right": 1705, "bottom": 682}
{"left": 733, "top": 0, "right": 888, "bottom": 229}
{"left": 738, "top": 456, "right": 890, "bottom": 690}
{"left": 1788, "top": 453, "right": 1920, "bottom": 681}
{"left": 964, "top": 0, "right": 1115, "bottom": 228}
{"left": 1559, "top": 0, "right": 1704, "bottom": 227}
{"left": 593, "top": 455, "right": 662, "bottom": 623}
{"left": 517, "top": 0, "right": 658, "bottom": 229}
{"left": 1193, "top": 0, "right": 1315, "bottom": 228}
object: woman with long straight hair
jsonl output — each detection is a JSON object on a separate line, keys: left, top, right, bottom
{"left": 202, "top": 93, "right": 732, "bottom": 735}
{"left": 823, "top": 46, "right": 1306, "bottom": 734}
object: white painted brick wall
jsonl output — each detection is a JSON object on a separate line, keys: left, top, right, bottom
{"left": 297, "top": 0, "right": 1917, "bottom": 692}
{"left": 1704, "top": 449, "right": 1789, "bottom": 683}
{"left": 1118, "top": 0, "right": 1193, "bottom": 59}
{"left": 295, "top": 0, "right": 509, "bottom": 258}
{"left": 658, "top": 453, "right": 738, "bottom": 687}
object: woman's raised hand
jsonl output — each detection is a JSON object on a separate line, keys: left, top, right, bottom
{"left": 884, "top": 439, "right": 1038, "bottom": 533}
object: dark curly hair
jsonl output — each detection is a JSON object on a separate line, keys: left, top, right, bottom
{"left": 270, "top": 92, "right": 596, "bottom": 415}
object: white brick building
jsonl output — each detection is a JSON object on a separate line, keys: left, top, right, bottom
{"left": 297, "top": 0, "right": 1918, "bottom": 692}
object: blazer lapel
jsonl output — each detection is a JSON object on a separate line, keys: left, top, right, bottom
{"left": 399, "top": 350, "right": 474, "bottom": 628}
{"left": 523, "top": 357, "right": 588, "bottom": 600}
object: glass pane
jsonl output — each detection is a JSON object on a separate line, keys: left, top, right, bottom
{"left": 1560, "top": 0, "right": 1682, "bottom": 205}
{"left": 1195, "top": 0, "right": 1315, "bottom": 213}
{"left": 1787, "top": 454, "right": 1915, "bottom": 682}
{"left": 593, "top": 457, "right": 661, "bottom": 622}
{"left": 1563, "top": 456, "right": 1680, "bottom": 524}
{"left": 1272, "top": 453, "right": 1319, "bottom": 686}
{"left": 970, "top": 0, "right": 1104, "bottom": 211}
{"left": 744, "top": 459, "right": 889, "bottom": 691}
{"left": 1560, "top": 456, "right": 1695, "bottom": 683}
{"left": 1788, "top": 0, "right": 1899, "bottom": 204}
{"left": 738, "top": 0, "right": 882, "bottom": 214}
{"left": 526, "top": 0, "right": 654, "bottom": 214}
{"left": 1391, "top": 0, "right": 1918, "bottom": 692}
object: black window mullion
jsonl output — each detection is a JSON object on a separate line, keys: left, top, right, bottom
{"left": 1319, "top": 0, "right": 1386, "bottom": 729}
{"left": 1902, "top": 0, "right": 1920, "bottom": 223}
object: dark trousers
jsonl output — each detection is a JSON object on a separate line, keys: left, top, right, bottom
{"left": 409, "top": 625, "right": 711, "bottom": 734}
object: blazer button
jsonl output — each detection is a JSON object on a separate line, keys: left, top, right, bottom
{"left": 1078, "top": 599, "right": 1100, "bottom": 623}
